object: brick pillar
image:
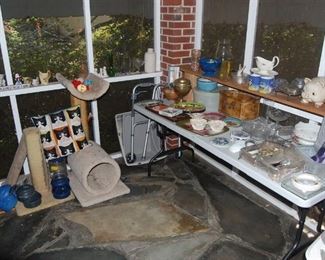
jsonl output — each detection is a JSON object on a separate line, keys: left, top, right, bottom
{"left": 161, "top": 0, "right": 196, "bottom": 83}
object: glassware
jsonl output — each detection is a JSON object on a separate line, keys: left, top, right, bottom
{"left": 48, "top": 157, "right": 67, "bottom": 176}
{"left": 191, "top": 49, "right": 201, "bottom": 71}
{"left": 216, "top": 39, "right": 233, "bottom": 80}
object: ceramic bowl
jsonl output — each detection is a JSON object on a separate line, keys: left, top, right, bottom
{"left": 208, "top": 120, "right": 226, "bottom": 133}
{"left": 190, "top": 118, "right": 207, "bottom": 131}
{"left": 199, "top": 58, "right": 221, "bottom": 77}
{"left": 197, "top": 78, "right": 218, "bottom": 92}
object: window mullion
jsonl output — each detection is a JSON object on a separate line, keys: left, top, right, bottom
{"left": 243, "top": 0, "right": 259, "bottom": 72}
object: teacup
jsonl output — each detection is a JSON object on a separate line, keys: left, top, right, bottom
{"left": 255, "top": 56, "right": 279, "bottom": 73}
{"left": 190, "top": 118, "right": 207, "bottom": 131}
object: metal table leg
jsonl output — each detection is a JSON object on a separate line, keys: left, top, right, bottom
{"left": 147, "top": 138, "right": 194, "bottom": 177}
{"left": 317, "top": 200, "right": 325, "bottom": 233}
{"left": 282, "top": 207, "right": 309, "bottom": 260}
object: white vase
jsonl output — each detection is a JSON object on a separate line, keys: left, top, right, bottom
{"left": 144, "top": 48, "right": 156, "bottom": 73}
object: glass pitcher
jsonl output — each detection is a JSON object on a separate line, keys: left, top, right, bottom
{"left": 216, "top": 39, "right": 233, "bottom": 80}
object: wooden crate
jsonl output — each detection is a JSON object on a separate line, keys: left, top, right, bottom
{"left": 219, "top": 90, "right": 260, "bottom": 120}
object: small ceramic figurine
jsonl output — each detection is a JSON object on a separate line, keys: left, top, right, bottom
{"left": 39, "top": 70, "right": 51, "bottom": 85}
{"left": 15, "top": 73, "right": 22, "bottom": 85}
{"left": 301, "top": 77, "right": 325, "bottom": 107}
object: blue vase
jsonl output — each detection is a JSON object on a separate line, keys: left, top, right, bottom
{"left": 51, "top": 174, "right": 71, "bottom": 199}
{"left": 0, "top": 185, "right": 17, "bottom": 212}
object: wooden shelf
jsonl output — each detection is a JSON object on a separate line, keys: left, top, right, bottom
{"left": 181, "top": 65, "right": 325, "bottom": 120}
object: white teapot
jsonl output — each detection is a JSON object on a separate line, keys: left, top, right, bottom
{"left": 255, "top": 56, "right": 280, "bottom": 73}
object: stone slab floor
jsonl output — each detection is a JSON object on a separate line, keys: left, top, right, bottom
{"left": 0, "top": 154, "right": 312, "bottom": 260}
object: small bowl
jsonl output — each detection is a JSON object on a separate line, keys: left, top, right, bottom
{"left": 197, "top": 78, "right": 218, "bottom": 92}
{"left": 231, "top": 72, "right": 249, "bottom": 85}
{"left": 208, "top": 120, "right": 226, "bottom": 133}
{"left": 199, "top": 58, "right": 221, "bottom": 77}
{"left": 190, "top": 118, "right": 207, "bottom": 131}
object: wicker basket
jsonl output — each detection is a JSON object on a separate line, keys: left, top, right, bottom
{"left": 219, "top": 90, "right": 260, "bottom": 120}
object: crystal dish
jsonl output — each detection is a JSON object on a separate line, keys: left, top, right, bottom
{"left": 240, "top": 141, "right": 305, "bottom": 181}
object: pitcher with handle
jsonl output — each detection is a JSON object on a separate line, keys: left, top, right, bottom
{"left": 255, "top": 56, "right": 280, "bottom": 73}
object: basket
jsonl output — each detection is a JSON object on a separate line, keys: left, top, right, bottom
{"left": 219, "top": 90, "right": 260, "bottom": 120}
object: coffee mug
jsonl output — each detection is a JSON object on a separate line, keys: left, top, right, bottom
{"left": 248, "top": 74, "right": 260, "bottom": 91}
{"left": 259, "top": 76, "right": 275, "bottom": 94}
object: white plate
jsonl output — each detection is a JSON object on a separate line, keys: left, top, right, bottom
{"left": 292, "top": 173, "right": 322, "bottom": 192}
{"left": 251, "top": 68, "right": 279, "bottom": 76}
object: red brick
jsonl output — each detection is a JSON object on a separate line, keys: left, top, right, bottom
{"left": 168, "top": 36, "right": 191, "bottom": 43}
{"left": 183, "top": 43, "right": 195, "bottom": 49}
{"left": 162, "top": 56, "right": 181, "bottom": 64}
{"left": 163, "top": 0, "right": 181, "bottom": 5}
{"left": 161, "top": 7, "right": 168, "bottom": 13}
{"left": 168, "top": 50, "right": 190, "bottom": 58}
{"left": 183, "top": 29, "right": 195, "bottom": 35}
{"left": 168, "top": 7, "right": 191, "bottom": 13}
{"left": 161, "top": 62, "right": 168, "bottom": 70}
{"left": 163, "top": 28, "right": 182, "bottom": 36}
{"left": 169, "top": 21, "right": 191, "bottom": 29}
{"left": 182, "top": 57, "right": 192, "bottom": 64}
{"left": 161, "top": 49, "right": 167, "bottom": 56}
{"left": 161, "top": 35, "right": 168, "bottom": 42}
{"left": 184, "top": 0, "right": 196, "bottom": 6}
{"left": 161, "top": 21, "right": 168, "bottom": 28}
{"left": 162, "top": 42, "right": 181, "bottom": 50}
{"left": 162, "top": 14, "right": 182, "bottom": 21}
{"left": 183, "top": 14, "right": 195, "bottom": 21}
{"left": 161, "top": 74, "right": 168, "bottom": 83}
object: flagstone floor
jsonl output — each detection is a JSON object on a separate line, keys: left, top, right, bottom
{"left": 0, "top": 154, "right": 310, "bottom": 260}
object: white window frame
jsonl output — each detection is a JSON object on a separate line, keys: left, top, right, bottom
{"left": 0, "top": 0, "right": 161, "bottom": 148}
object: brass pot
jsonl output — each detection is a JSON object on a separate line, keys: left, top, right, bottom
{"left": 173, "top": 78, "right": 191, "bottom": 98}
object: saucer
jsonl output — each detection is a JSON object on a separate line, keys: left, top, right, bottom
{"left": 251, "top": 68, "right": 279, "bottom": 77}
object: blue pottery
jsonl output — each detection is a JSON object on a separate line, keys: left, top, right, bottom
{"left": 197, "top": 78, "right": 218, "bottom": 92}
{"left": 0, "top": 185, "right": 17, "bottom": 212}
{"left": 199, "top": 58, "right": 221, "bottom": 77}
{"left": 51, "top": 174, "right": 71, "bottom": 199}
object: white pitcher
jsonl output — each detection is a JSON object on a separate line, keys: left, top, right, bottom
{"left": 255, "top": 56, "right": 280, "bottom": 72}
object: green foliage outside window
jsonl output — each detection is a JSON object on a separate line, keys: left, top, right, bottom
{"left": 4, "top": 15, "right": 153, "bottom": 80}
{"left": 202, "top": 22, "right": 324, "bottom": 81}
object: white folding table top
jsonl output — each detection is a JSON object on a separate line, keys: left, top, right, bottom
{"left": 134, "top": 103, "right": 325, "bottom": 209}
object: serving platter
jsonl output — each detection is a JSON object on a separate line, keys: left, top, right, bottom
{"left": 173, "top": 101, "right": 206, "bottom": 113}
{"left": 177, "top": 119, "right": 229, "bottom": 136}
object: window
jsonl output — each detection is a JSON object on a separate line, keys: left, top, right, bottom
{"left": 2, "top": 0, "right": 87, "bottom": 80}
{"left": 254, "top": 0, "right": 325, "bottom": 81}
{"left": 202, "top": 0, "right": 249, "bottom": 70}
{"left": 90, "top": 0, "right": 154, "bottom": 75}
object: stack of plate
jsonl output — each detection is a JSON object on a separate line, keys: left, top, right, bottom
{"left": 293, "top": 121, "right": 320, "bottom": 146}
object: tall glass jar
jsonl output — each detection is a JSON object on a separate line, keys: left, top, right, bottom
{"left": 217, "top": 39, "right": 233, "bottom": 80}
